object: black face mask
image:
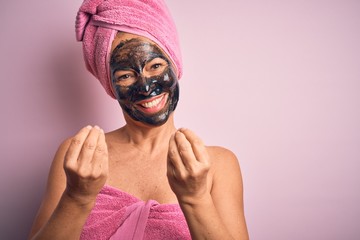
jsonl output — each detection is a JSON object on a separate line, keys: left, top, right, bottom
{"left": 110, "top": 38, "right": 179, "bottom": 126}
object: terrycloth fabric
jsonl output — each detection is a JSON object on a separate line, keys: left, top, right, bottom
{"left": 80, "top": 185, "right": 191, "bottom": 240}
{"left": 75, "top": 0, "right": 183, "bottom": 99}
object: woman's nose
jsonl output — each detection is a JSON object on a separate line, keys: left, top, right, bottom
{"left": 138, "top": 76, "right": 157, "bottom": 95}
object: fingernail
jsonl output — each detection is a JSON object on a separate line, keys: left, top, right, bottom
{"left": 94, "top": 125, "right": 100, "bottom": 130}
{"left": 85, "top": 125, "right": 92, "bottom": 129}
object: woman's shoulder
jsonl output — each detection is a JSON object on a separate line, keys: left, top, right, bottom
{"left": 206, "top": 146, "right": 240, "bottom": 165}
{"left": 51, "top": 136, "right": 75, "bottom": 166}
{"left": 206, "top": 145, "right": 243, "bottom": 182}
{"left": 48, "top": 137, "right": 73, "bottom": 184}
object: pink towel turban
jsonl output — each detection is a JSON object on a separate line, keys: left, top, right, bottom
{"left": 75, "top": 0, "right": 182, "bottom": 99}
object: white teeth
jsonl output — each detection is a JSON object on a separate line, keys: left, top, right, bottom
{"left": 141, "top": 95, "right": 164, "bottom": 108}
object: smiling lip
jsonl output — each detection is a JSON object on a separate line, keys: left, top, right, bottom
{"left": 135, "top": 93, "right": 168, "bottom": 114}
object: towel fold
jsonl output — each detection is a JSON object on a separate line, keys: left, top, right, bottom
{"left": 75, "top": 0, "right": 182, "bottom": 99}
{"left": 80, "top": 185, "right": 191, "bottom": 240}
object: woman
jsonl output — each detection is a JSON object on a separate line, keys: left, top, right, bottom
{"left": 29, "top": 0, "right": 248, "bottom": 239}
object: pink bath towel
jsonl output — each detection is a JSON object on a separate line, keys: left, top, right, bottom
{"left": 80, "top": 185, "right": 191, "bottom": 240}
{"left": 75, "top": 0, "right": 183, "bottom": 99}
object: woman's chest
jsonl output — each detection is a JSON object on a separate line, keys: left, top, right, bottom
{"left": 106, "top": 147, "right": 178, "bottom": 204}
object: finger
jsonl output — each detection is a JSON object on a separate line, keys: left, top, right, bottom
{"left": 168, "top": 133, "right": 186, "bottom": 175}
{"left": 179, "top": 128, "right": 208, "bottom": 163}
{"left": 64, "top": 125, "right": 92, "bottom": 167}
{"left": 174, "top": 131, "right": 197, "bottom": 169}
{"left": 78, "top": 126, "right": 101, "bottom": 166}
{"left": 91, "top": 128, "right": 109, "bottom": 175}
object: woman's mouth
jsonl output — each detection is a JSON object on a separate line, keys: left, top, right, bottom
{"left": 135, "top": 93, "right": 168, "bottom": 114}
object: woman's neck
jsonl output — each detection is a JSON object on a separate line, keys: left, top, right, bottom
{"left": 120, "top": 114, "right": 176, "bottom": 152}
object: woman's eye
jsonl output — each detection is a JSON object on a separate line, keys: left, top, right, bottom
{"left": 120, "top": 74, "right": 130, "bottom": 80}
{"left": 114, "top": 71, "right": 136, "bottom": 86}
{"left": 116, "top": 73, "right": 134, "bottom": 82}
{"left": 152, "top": 63, "right": 161, "bottom": 69}
{"left": 144, "top": 58, "right": 168, "bottom": 75}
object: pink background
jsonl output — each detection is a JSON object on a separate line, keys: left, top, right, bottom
{"left": 1, "top": 0, "right": 360, "bottom": 239}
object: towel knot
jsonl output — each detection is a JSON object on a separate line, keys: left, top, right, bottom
{"left": 110, "top": 200, "right": 158, "bottom": 240}
{"left": 75, "top": 0, "right": 105, "bottom": 41}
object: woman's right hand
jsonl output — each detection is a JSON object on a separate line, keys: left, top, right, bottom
{"left": 63, "top": 125, "right": 109, "bottom": 206}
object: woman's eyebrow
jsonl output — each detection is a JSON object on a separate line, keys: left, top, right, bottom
{"left": 112, "top": 66, "right": 134, "bottom": 75}
{"left": 144, "top": 55, "right": 169, "bottom": 65}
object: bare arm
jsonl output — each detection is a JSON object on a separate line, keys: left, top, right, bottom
{"left": 167, "top": 129, "right": 249, "bottom": 240}
{"left": 28, "top": 126, "right": 108, "bottom": 240}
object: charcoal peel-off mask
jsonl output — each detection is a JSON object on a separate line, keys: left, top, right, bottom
{"left": 110, "top": 38, "right": 179, "bottom": 126}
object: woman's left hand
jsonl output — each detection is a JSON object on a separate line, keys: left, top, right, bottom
{"left": 167, "top": 128, "right": 212, "bottom": 205}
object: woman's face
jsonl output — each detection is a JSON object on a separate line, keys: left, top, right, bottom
{"left": 110, "top": 33, "right": 179, "bottom": 126}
